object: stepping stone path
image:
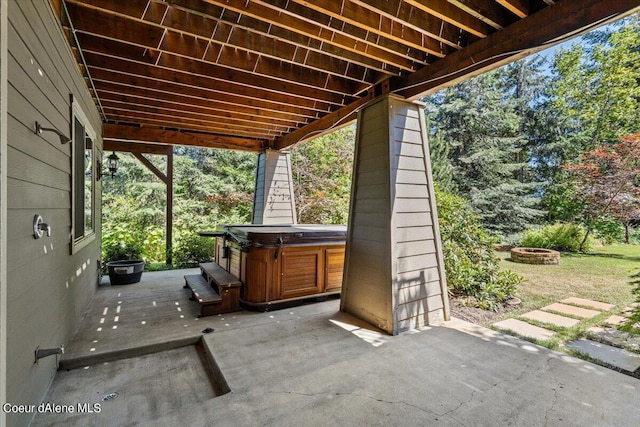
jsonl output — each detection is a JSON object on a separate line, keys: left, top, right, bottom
{"left": 603, "top": 315, "right": 626, "bottom": 326}
{"left": 492, "top": 318, "right": 556, "bottom": 340}
{"left": 491, "top": 297, "right": 640, "bottom": 375}
{"left": 541, "top": 303, "right": 601, "bottom": 319}
{"left": 521, "top": 310, "right": 580, "bottom": 328}
{"left": 560, "top": 297, "right": 615, "bottom": 311}
{"left": 564, "top": 339, "right": 640, "bottom": 373}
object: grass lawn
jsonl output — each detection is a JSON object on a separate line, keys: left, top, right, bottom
{"left": 493, "top": 245, "right": 640, "bottom": 354}
{"left": 497, "top": 244, "right": 640, "bottom": 314}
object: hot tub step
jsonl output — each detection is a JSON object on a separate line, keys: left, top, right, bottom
{"left": 184, "top": 274, "right": 224, "bottom": 317}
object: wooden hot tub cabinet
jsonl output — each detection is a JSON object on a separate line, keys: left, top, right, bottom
{"left": 209, "top": 225, "right": 346, "bottom": 310}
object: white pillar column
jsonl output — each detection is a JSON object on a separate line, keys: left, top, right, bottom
{"left": 341, "top": 95, "right": 449, "bottom": 335}
{"left": 252, "top": 149, "right": 297, "bottom": 225}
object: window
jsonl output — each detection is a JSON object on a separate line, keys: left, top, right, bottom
{"left": 71, "top": 98, "right": 97, "bottom": 252}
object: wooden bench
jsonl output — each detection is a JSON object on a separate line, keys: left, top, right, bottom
{"left": 184, "top": 262, "right": 241, "bottom": 317}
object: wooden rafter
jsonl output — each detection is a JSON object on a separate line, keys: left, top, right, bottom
{"left": 447, "top": 0, "right": 516, "bottom": 30}
{"left": 496, "top": 0, "right": 531, "bottom": 18}
{"left": 56, "top": 0, "right": 639, "bottom": 152}
{"left": 104, "top": 124, "right": 265, "bottom": 151}
{"left": 391, "top": 0, "right": 640, "bottom": 100}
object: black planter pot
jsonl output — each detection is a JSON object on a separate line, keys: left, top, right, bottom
{"left": 106, "top": 260, "right": 145, "bottom": 285}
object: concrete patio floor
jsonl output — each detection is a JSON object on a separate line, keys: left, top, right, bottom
{"left": 33, "top": 269, "right": 640, "bottom": 426}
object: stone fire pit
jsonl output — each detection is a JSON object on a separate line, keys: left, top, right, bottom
{"left": 510, "top": 247, "right": 560, "bottom": 265}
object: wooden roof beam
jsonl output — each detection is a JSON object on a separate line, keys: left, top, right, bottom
{"left": 104, "top": 140, "right": 173, "bottom": 155}
{"left": 89, "top": 71, "right": 322, "bottom": 119}
{"left": 274, "top": 93, "right": 374, "bottom": 150}
{"left": 392, "top": 0, "right": 640, "bottom": 100}
{"left": 202, "top": 0, "right": 428, "bottom": 71}
{"left": 66, "top": 3, "right": 366, "bottom": 98}
{"left": 104, "top": 124, "right": 266, "bottom": 151}
{"left": 366, "top": 0, "right": 491, "bottom": 38}
{"left": 101, "top": 105, "right": 288, "bottom": 136}
{"left": 66, "top": 0, "right": 384, "bottom": 86}
{"left": 91, "top": 79, "right": 314, "bottom": 123}
{"left": 97, "top": 91, "right": 303, "bottom": 128}
{"left": 167, "top": 0, "right": 402, "bottom": 76}
{"left": 287, "top": 0, "right": 456, "bottom": 55}
{"left": 82, "top": 49, "right": 342, "bottom": 110}
{"left": 100, "top": 100, "right": 294, "bottom": 132}
{"left": 447, "top": 0, "right": 516, "bottom": 30}
{"left": 496, "top": 0, "right": 530, "bottom": 18}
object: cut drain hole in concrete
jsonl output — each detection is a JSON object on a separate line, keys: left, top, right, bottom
{"left": 102, "top": 392, "right": 119, "bottom": 402}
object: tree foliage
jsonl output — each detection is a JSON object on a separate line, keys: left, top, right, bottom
{"left": 424, "top": 65, "right": 544, "bottom": 237}
{"left": 102, "top": 149, "right": 256, "bottom": 265}
{"left": 290, "top": 126, "right": 355, "bottom": 224}
{"left": 539, "top": 17, "right": 640, "bottom": 224}
{"left": 563, "top": 134, "right": 640, "bottom": 250}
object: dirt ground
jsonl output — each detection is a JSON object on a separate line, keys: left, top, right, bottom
{"left": 448, "top": 297, "right": 520, "bottom": 326}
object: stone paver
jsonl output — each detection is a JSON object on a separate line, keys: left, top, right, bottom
{"left": 565, "top": 339, "right": 640, "bottom": 373}
{"left": 603, "top": 315, "right": 626, "bottom": 326}
{"left": 493, "top": 318, "right": 556, "bottom": 341}
{"left": 560, "top": 297, "right": 615, "bottom": 311}
{"left": 542, "top": 303, "right": 601, "bottom": 319}
{"left": 521, "top": 310, "right": 580, "bottom": 328}
{"left": 588, "top": 326, "right": 640, "bottom": 353}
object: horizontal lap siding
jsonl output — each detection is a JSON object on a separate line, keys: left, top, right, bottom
{"left": 342, "top": 98, "right": 391, "bottom": 331}
{"left": 7, "top": 2, "right": 102, "bottom": 426}
{"left": 390, "top": 100, "right": 443, "bottom": 331}
{"left": 344, "top": 96, "right": 449, "bottom": 335}
{"left": 259, "top": 151, "right": 296, "bottom": 224}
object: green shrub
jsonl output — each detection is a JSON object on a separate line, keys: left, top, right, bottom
{"left": 591, "top": 217, "right": 624, "bottom": 245}
{"left": 173, "top": 234, "right": 217, "bottom": 268}
{"left": 519, "top": 223, "right": 593, "bottom": 252}
{"left": 621, "top": 270, "right": 640, "bottom": 334}
{"left": 102, "top": 240, "right": 144, "bottom": 274}
{"left": 436, "top": 187, "right": 522, "bottom": 310}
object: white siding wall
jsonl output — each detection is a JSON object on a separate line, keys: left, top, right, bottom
{"left": 6, "top": 2, "right": 102, "bottom": 426}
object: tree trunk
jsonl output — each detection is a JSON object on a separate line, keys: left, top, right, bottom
{"left": 579, "top": 227, "right": 592, "bottom": 252}
{"left": 625, "top": 222, "right": 630, "bottom": 244}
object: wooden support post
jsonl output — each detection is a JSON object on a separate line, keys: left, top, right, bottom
{"left": 341, "top": 95, "right": 449, "bottom": 335}
{"left": 120, "top": 144, "right": 174, "bottom": 265}
{"left": 166, "top": 148, "right": 173, "bottom": 265}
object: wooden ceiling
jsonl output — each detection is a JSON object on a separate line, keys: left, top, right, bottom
{"left": 56, "top": 0, "right": 640, "bottom": 152}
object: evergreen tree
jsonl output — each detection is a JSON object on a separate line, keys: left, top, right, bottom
{"left": 424, "top": 69, "right": 543, "bottom": 236}
{"left": 426, "top": 118, "right": 456, "bottom": 192}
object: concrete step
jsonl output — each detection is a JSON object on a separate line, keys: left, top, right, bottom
{"left": 542, "top": 303, "right": 600, "bottom": 319}
{"left": 521, "top": 310, "right": 580, "bottom": 328}
{"left": 560, "top": 297, "right": 615, "bottom": 311}
{"left": 492, "top": 318, "right": 556, "bottom": 341}
{"left": 564, "top": 339, "right": 640, "bottom": 373}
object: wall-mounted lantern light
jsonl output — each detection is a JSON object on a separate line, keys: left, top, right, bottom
{"left": 106, "top": 151, "right": 119, "bottom": 179}
{"left": 35, "top": 121, "right": 71, "bottom": 145}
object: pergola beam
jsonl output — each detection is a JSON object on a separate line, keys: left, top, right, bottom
{"left": 274, "top": 93, "right": 373, "bottom": 149}
{"left": 104, "top": 124, "right": 265, "bottom": 152}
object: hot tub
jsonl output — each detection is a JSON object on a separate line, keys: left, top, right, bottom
{"left": 201, "top": 225, "right": 346, "bottom": 310}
